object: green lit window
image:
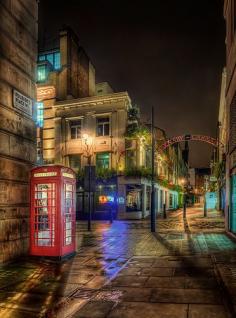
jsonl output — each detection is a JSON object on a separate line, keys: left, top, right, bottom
{"left": 96, "top": 117, "right": 110, "bottom": 136}
{"left": 69, "top": 155, "right": 81, "bottom": 172}
{"left": 54, "top": 52, "right": 61, "bottom": 70}
{"left": 46, "top": 53, "right": 54, "bottom": 65}
{"left": 96, "top": 152, "right": 110, "bottom": 169}
{"left": 38, "top": 51, "right": 61, "bottom": 71}
{"left": 37, "top": 65, "right": 47, "bottom": 82}
{"left": 38, "top": 55, "right": 45, "bottom": 61}
{"left": 36, "top": 102, "right": 44, "bottom": 127}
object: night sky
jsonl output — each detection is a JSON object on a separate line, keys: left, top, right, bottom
{"left": 39, "top": 0, "right": 225, "bottom": 168}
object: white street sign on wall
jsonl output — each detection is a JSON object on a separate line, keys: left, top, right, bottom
{"left": 13, "top": 89, "right": 33, "bottom": 117}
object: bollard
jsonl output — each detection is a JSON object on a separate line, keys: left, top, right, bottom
{"left": 163, "top": 203, "right": 167, "bottom": 219}
{"left": 183, "top": 203, "right": 186, "bottom": 218}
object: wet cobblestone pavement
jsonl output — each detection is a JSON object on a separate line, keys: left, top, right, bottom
{"left": 1, "top": 206, "right": 236, "bottom": 317}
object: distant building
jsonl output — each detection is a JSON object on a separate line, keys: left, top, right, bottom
{"left": 0, "top": 1, "right": 38, "bottom": 262}
{"left": 224, "top": 1, "right": 236, "bottom": 233}
{"left": 36, "top": 27, "right": 187, "bottom": 220}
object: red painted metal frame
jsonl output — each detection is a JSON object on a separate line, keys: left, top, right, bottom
{"left": 30, "top": 165, "right": 76, "bottom": 258}
{"left": 162, "top": 134, "right": 219, "bottom": 150}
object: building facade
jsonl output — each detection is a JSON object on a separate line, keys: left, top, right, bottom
{"left": 224, "top": 0, "right": 236, "bottom": 233}
{"left": 36, "top": 27, "right": 187, "bottom": 220}
{"left": 0, "top": 0, "right": 38, "bottom": 262}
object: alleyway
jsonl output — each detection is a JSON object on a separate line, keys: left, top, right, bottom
{"left": 1, "top": 206, "right": 236, "bottom": 318}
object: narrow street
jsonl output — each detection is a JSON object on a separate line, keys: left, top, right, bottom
{"left": 0, "top": 205, "right": 236, "bottom": 318}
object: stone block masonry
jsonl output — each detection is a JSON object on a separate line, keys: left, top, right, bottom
{"left": 0, "top": 0, "right": 38, "bottom": 263}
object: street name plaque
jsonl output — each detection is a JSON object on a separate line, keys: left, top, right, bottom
{"left": 13, "top": 89, "right": 33, "bottom": 117}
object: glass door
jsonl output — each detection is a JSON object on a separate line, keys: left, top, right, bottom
{"left": 64, "top": 183, "right": 75, "bottom": 246}
{"left": 34, "top": 183, "right": 56, "bottom": 246}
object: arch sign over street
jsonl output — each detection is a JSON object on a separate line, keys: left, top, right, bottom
{"left": 162, "top": 134, "right": 218, "bottom": 150}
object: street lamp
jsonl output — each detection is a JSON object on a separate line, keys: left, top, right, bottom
{"left": 82, "top": 133, "right": 94, "bottom": 231}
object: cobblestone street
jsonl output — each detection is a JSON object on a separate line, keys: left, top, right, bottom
{"left": 1, "top": 206, "right": 236, "bottom": 317}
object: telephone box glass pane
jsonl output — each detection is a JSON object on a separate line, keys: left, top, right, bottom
{"left": 64, "top": 183, "right": 73, "bottom": 245}
{"left": 34, "top": 183, "right": 56, "bottom": 246}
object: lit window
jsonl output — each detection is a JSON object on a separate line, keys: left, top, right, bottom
{"left": 54, "top": 52, "right": 61, "bottom": 70}
{"left": 36, "top": 102, "right": 44, "bottom": 127}
{"left": 38, "top": 51, "right": 61, "bottom": 71}
{"left": 69, "top": 155, "right": 81, "bottom": 172}
{"left": 96, "top": 117, "right": 110, "bottom": 136}
{"left": 37, "top": 65, "right": 47, "bottom": 82}
{"left": 38, "top": 55, "right": 45, "bottom": 61}
{"left": 96, "top": 152, "right": 110, "bottom": 169}
{"left": 46, "top": 53, "right": 53, "bottom": 66}
{"left": 70, "top": 120, "right": 82, "bottom": 139}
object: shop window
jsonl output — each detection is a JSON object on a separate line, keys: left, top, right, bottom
{"left": 169, "top": 193, "right": 173, "bottom": 207}
{"left": 96, "top": 152, "right": 110, "bottom": 169}
{"left": 97, "top": 117, "right": 110, "bottom": 136}
{"left": 69, "top": 155, "right": 81, "bottom": 172}
{"left": 126, "top": 185, "right": 142, "bottom": 212}
{"left": 70, "top": 120, "right": 82, "bottom": 139}
{"left": 146, "top": 186, "right": 150, "bottom": 210}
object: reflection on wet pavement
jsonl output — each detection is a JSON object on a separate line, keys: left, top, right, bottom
{"left": 0, "top": 208, "right": 235, "bottom": 317}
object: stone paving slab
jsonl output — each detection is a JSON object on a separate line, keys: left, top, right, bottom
{"left": 0, "top": 206, "right": 235, "bottom": 317}
{"left": 107, "top": 302, "right": 188, "bottom": 318}
{"left": 188, "top": 304, "right": 228, "bottom": 318}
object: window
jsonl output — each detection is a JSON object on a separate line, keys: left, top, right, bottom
{"left": 36, "top": 102, "right": 44, "bottom": 127}
{"left": 69, "top": 155, "right": 81, "bottom": 172}
{"left": 37, "top": 65, "right": 47, "bottom": 82}
{"left": 54, "top": 52, "right": 61, "bottom": 70}
{"left": 96, "top": 152, "right": 110, "bottom": 169}
{"left": 38, "top": 51, "right": 61, "bottom": 71}
{"left": 64, "top": 183, "right": 74, "bottom": 246}
{"left": 34, "top": 183, "right": 56, "bottom": 247}
{"left": 96, "top": 117, "right": 110, "bottom": 136}
{"left": 126, "top": 150, "right": 136, "bottom": 169}
{"left": 70, "top": 120, "right": 82, "bottom": 139}
{"left": 126, "top": 185, "right": 142, "bottom": 212}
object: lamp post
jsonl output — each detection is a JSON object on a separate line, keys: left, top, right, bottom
{"left": 83, "top": 134, "right": 94, "bottom": 231}
{"left": 180, "top": 178, "right": 187, "bottom": 218}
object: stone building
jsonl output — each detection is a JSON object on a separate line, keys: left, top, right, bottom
{"left": 36, "top": 27, "right": 186, "bottom": 220}
{"left": 0, "top": 0, "right": 38, "bottom": 262}
{"left": 224, "top": 0, "right": 236, "bottom": 233}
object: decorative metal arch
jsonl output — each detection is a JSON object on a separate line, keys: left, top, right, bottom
{"left": 162, "top": 134, "right": 219, "bottom": 150}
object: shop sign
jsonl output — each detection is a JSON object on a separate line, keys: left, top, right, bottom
{"left": 13, "top": 90, "right": 33, "bottom": 117}
{"left": 99, "top": 195, "right": 114, "bottom": 204}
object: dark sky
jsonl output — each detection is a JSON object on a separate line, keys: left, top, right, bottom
{"left": 39, "top": 0, "right": 225, "bottom": 168}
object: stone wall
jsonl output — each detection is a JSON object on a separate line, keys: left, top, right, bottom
{"left": 0, "top": 0, "right": 38, "bottom": 263}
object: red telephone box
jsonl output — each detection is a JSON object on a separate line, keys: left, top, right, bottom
{"left": 30, "top": 165, "right": 76, "bottom": 259}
